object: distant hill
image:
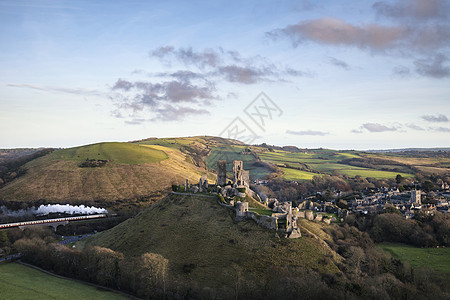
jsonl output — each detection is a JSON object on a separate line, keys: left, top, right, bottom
{"left": 82, "top": 193, "right": 341, "bottom": 297}
{"left": 367, "top": 148, "right": 450, "bottom": 153}
{"left": 0, "top": 142, "right": 214, "bottom": 209}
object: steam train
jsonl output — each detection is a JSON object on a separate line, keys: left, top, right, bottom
{"left": 0, "top": 214, "right": 107, "bottom": 229}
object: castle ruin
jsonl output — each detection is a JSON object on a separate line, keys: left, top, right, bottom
{"left": 233, "top": 160, "right": 244, "bottom": 187}
{"left": 216, "top": 160, "right": 227, "bottom": 186}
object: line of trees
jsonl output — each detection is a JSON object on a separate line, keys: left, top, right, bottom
{"left": 13, "top": 233, "right": 169, "bottom": 299}
{"left": 345, "top": 211, "right": 450, "bottom": 247}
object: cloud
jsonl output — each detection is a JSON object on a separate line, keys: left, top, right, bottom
{"left": 7, "top": 83, "right": 103, "bottom": 96}
{"left": 154, "top": 105, "right": 209, "bottom": 121}
{"left": 268, "top": 1, "right": 450, "bottom": 78}
{"left": 271, "top": 16, "right": 449, "bottom": 53}
{"left": 421, "top": 114, "right": 449, "bottom": 122}
{"left": 110, "top": 77, "right": 216, "bottom": 121}
{"left": 124, "top": 118, "right": 149, "bottom": 125}
{"left": 112, "top": 79, "right": 133, "bottom": 91}
{"left": 286, "top": 129, "right": 330, "bottom": 136}
{"left": 168, "top": 70, "right": 205, "bottom": 82}
{"left": 328, "top": 57, "right": 350, "bottom": 70}
{"left": 353, "top": 123, "right": 398, "bottom": 133}
{"left": 148, "top": 46, "right": 308, "bottom": 84}
{"left": 431, "top": 127, "right": 450, "bottom": 132}
{"left": 111, "top": 46, "right": 309, "bottom": 122}
{"left": 150, "top": 46, "right": 224, "bottom": 68}
{"left": 414, "top": 53, "right": 450, "bottom": 78}
{"left": 269, "top": 17, "right": 406, "bottom": 51}
{"left": 406, "top": 123, "right": 425, "bottom": 130}
{"left": 351, "top": 129, "right": 364, "bottom": 134}
{"left": 150, "top": 46, "right": 175, "bottom": 58}
{"left": 373, "top": 0, "right": 449, "bottom": 21}
{"left": 217, "top": 65, "right": 269, "bottom": 84}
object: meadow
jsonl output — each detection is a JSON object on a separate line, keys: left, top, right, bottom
{"left": 379, "top": 243, "right": 450, "bottom": 275}
{"left": 0, "top": 263, "right": 128, "bottom": 299}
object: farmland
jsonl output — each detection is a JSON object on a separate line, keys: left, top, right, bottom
{"left": 255, "top": 148, "right": 415, "bottom": 181}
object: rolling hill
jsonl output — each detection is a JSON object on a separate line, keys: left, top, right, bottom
{"left": 82, "top": 193, "right": 341, "bottom": 298}
{"left": 0, "top": 142, "right": 214, "bottom": 208}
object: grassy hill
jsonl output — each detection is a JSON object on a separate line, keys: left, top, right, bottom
{"left": 0, "top": 142, "right": 213, "bottom": 208}
{"left": 82, "top": 193, "right": 341, "bottom": 297}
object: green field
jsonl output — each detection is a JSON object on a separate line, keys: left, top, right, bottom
{"left": 379, "top": 243, "right": 450, "bottom": 275}
{"left": 0, "top": 263, "right": 128, "bottom": 299}
{"left": 339, "top": 169, "right": 413, "bottom": 179}
{"left": 280, "top": 167, "right": 316, "bottom": 180}
{"left": 50, "top": 142, "right": 168, "bottom": 164}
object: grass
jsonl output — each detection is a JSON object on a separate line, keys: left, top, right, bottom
{"left": 0, "top": 263, "right": 128, "bottom": 299}
{"left": 280, "top": 167, "right": 317, "bottom": 181}
{"left": 51, "top": 142, "right": 168, "bottom": 164}
{"left": 379, "top": 243, "right": 450, "bottom": 275}
{"left": 240, "top": 195, "right": 270, "bottom": 209}
{"left": 339, "top": 169, "right": 413, "bottom": 179}
{"left": 82, "top": 194, "right": 341, "bottom": 297}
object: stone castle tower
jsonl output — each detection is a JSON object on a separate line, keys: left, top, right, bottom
{"left": 233, "top": 160, "right": 244, "bottom": 187}
{"left": 217, "top": 160, "right": 227, "bottom": 186}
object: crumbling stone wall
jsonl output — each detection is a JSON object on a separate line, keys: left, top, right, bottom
{"left": 248, "top": 212, "right": 278, "bottom": 230}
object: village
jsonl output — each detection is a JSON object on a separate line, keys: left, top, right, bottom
{"left": 342, "top": 184, "right": 450, "bottom": 218}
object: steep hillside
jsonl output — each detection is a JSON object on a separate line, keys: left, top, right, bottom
{"left": 0, "top": 142, "right": 213, "bottom": 207}
{"left": 83, "top": 193, "right": 341, "bottom": 297}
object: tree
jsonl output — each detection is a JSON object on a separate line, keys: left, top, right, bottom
{"left": 336, "top": 199, "right": 348, "bottom": 209}
{"left": 385, "top": 204, "right": 402, "bottom": 215}
{"left": 396, "top": 174, "right": 404, "bottom": 184}
{"left": 422, "top": 181, "right": 435, "bottom": 192}
{"left": 0, "top": 231, "right": 9, "bottom": 248}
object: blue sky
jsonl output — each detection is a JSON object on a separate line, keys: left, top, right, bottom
{"left": 1, "top": 0, "right": 449, "bottom": 149}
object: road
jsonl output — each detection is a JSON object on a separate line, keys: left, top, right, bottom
{"left": 0, "top": 253, "right": 22, "bottom": 263}
{"left": 58, "top": 234, "right": 94, "bottom": 246}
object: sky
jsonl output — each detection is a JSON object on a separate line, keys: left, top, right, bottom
{"left": 0, "top": 0, "right": 449, "bottom": 150}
